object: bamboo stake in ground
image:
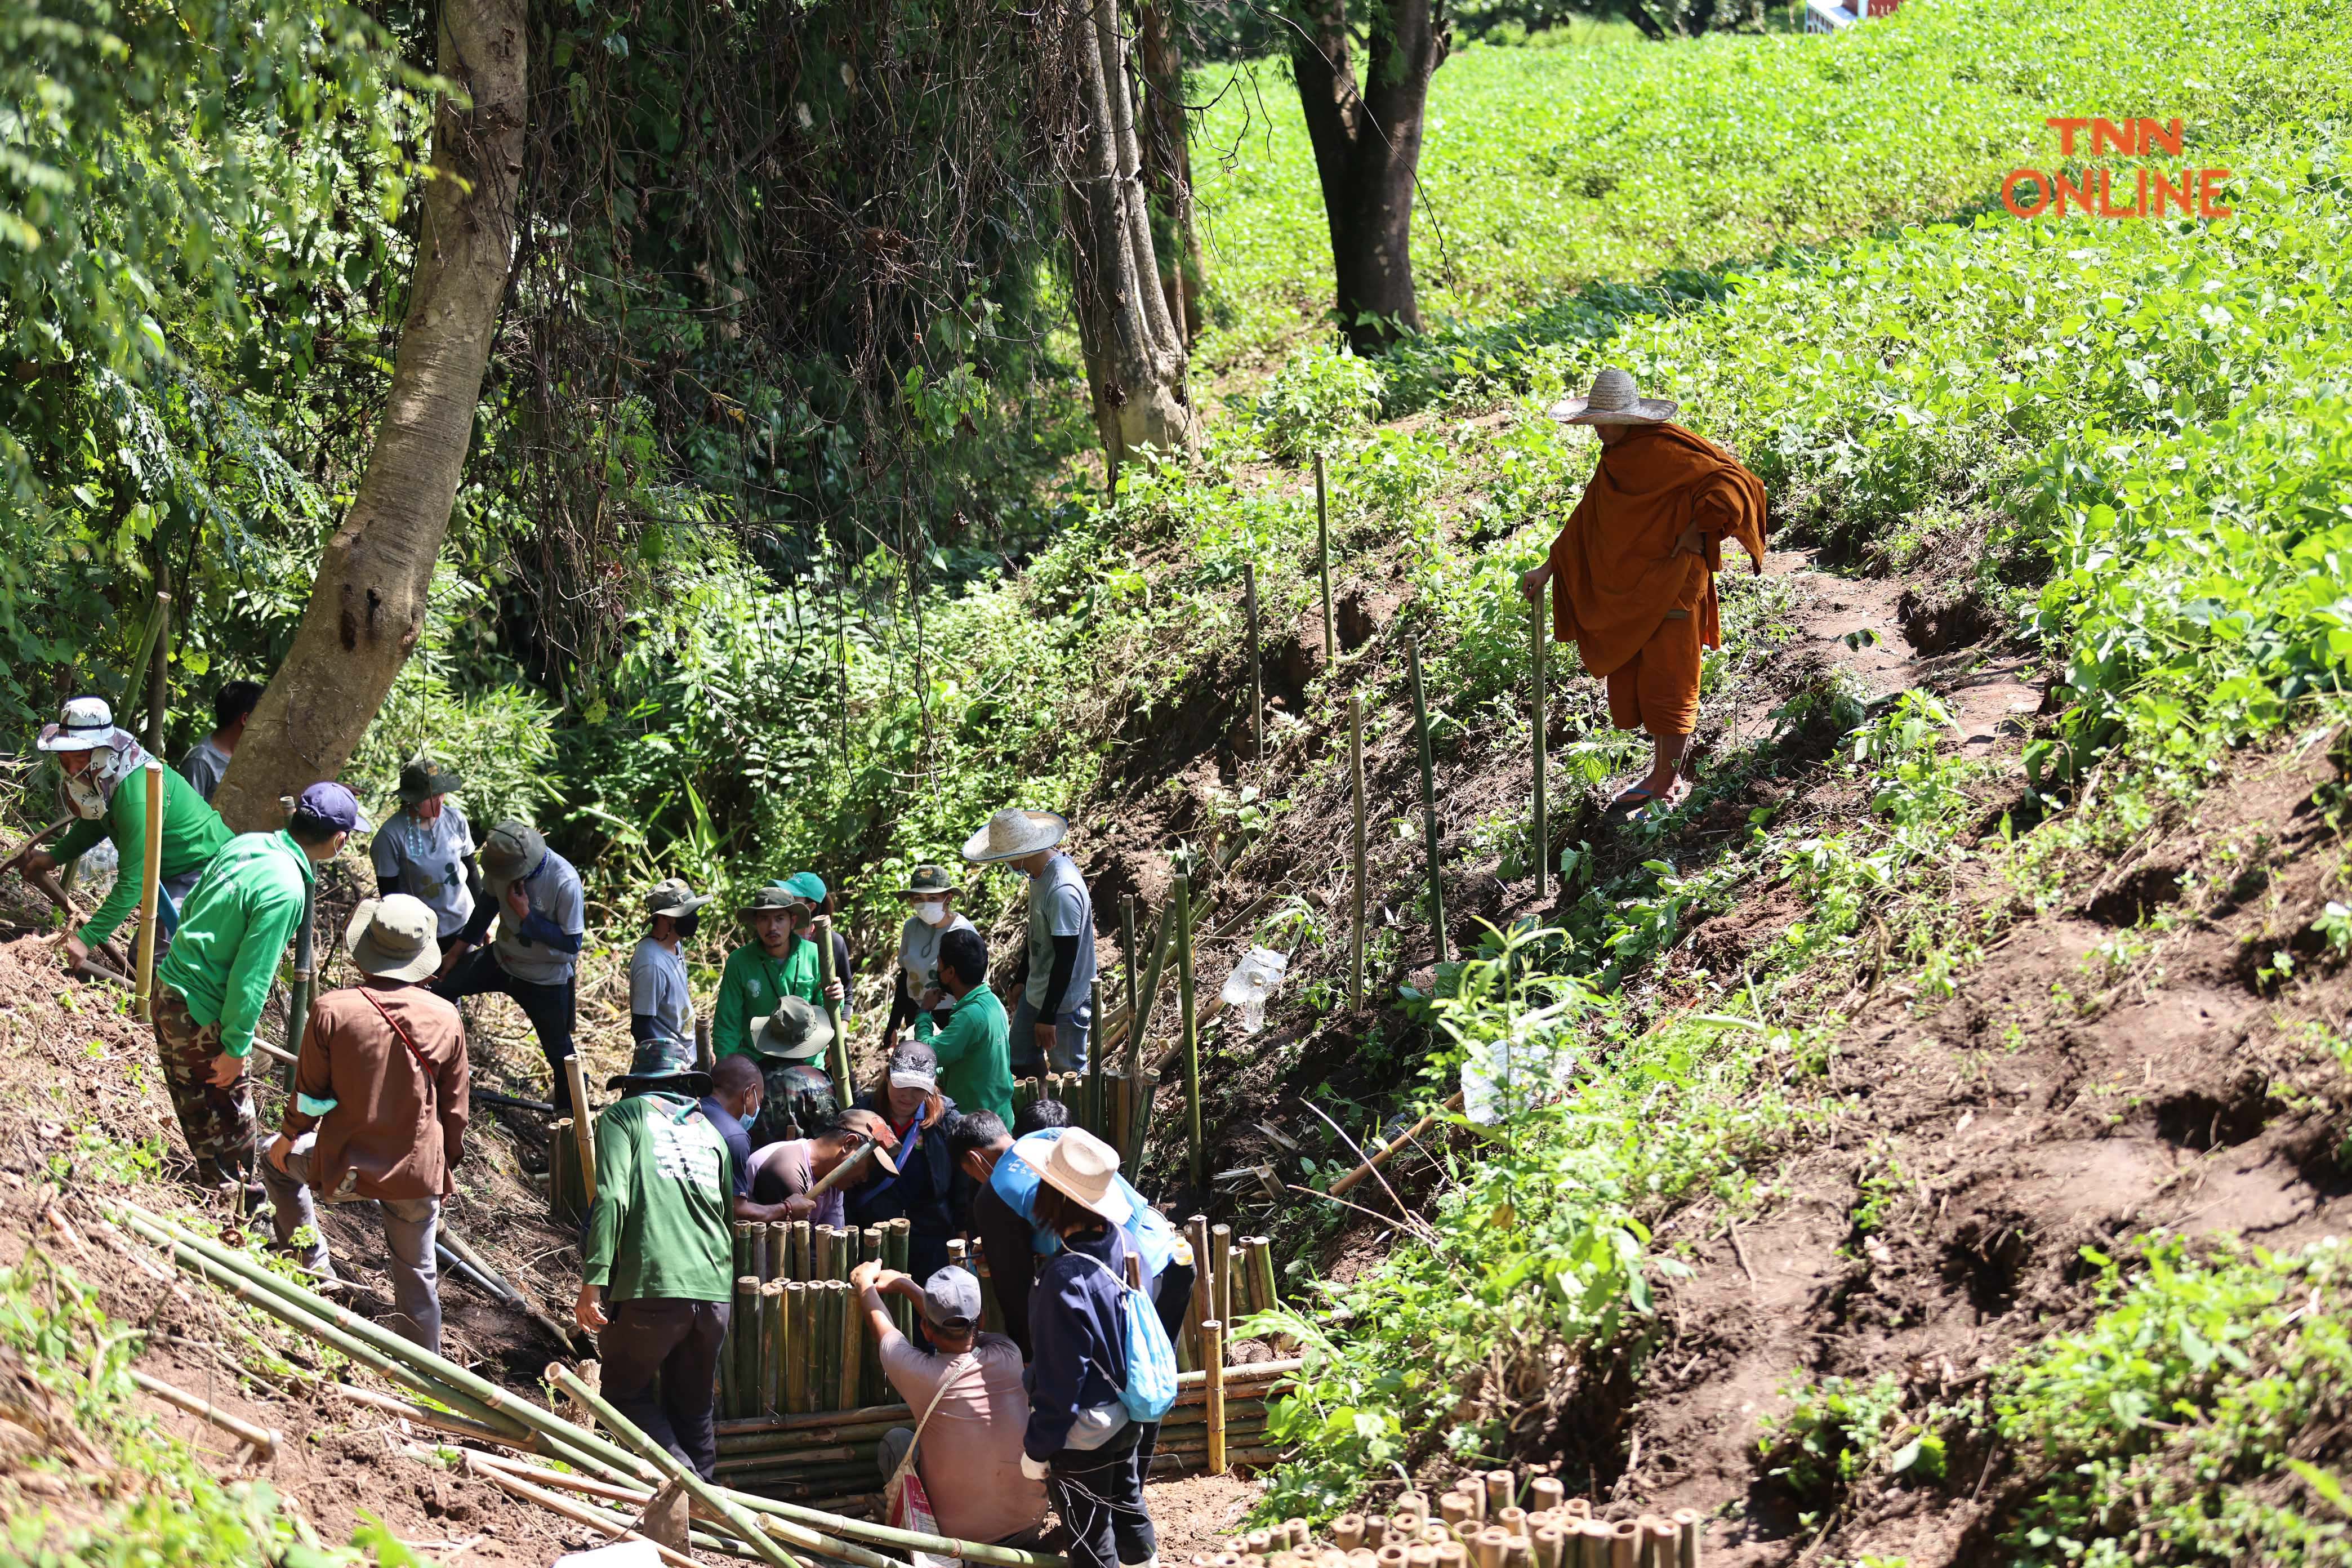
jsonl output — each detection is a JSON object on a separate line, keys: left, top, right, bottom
{"left": 131, "top": 1367, "right": 280, "bottom": 1455}
{"left": 1124, "top": 902, "right": 1173, "bottom": 1166}
{"left": 1530, "top": 585, "right": 1548, "bottom": 903}
{"left": 133, "top": 762, "right": 163, "bottom": 1018}
{"left": 552, "top": 1365, "right": 803, "bottom": 1568}
{"left": 1330, "top": 1090, "right": 1465, "bottom": 1199}
{"left": 562, "top": 1056, "right": 598, "bottom": 1204}
{"left": 816, "top": 915, "right": 851, "bottom": 1105}
{"left": 1349, "top": 691, "right": 1367, "bottom": 1011}
{"left": 1244, "top": 560, "right": 1264, "bottom": 763}
{"left": 1201, "top": 1317, "right": 1226, "bottom": 1473}
{"left": 1086, "top": 977, "right": 1105, "bottom": 1140}
{"left": 1175, "top": 874, "right": 1200, "bottom": 1190}
{"left": 1315, "top": 452, "right": 1336, "bottom": 661}
{"left": 1407, "top": 636, "right": 1447, "bottom": 968}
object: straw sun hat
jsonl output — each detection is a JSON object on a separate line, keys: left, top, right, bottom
{"left": 1015, "top": 1127, "right": 1132, "bottom": 1226}
{"left": 961, "top": 808, "right": 1068, "bottom": 864}
{"left": 1547, "top": 366, "right": 1677, "bottom": 426}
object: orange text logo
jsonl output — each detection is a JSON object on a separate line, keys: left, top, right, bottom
{"left": 2002, "top": 119, "right": 2231, "bottom": 221}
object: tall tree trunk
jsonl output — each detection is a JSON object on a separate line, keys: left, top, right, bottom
{"left": 1065, "top": 0, "right": 1199, "bottom": 479}
{"left": 1290, "top": 0, "right": 1448, "bottom": 355}
{"left": 1135, "top": 0, "right": 1203, "bottom": 345}
{"left": 212, "top": 0, "right": 528, "bottom": 832}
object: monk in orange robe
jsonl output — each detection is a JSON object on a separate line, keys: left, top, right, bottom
{"left": 1520, "top": 367, "right": 1768, "bottom": 812}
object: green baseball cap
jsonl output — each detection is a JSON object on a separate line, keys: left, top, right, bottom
{"left": 782, "top": 871, "right": 827, "bottom": 905}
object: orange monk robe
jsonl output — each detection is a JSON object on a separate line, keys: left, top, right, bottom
{"left": 1547, "top": 422, "right": 1769, "bottom": 738}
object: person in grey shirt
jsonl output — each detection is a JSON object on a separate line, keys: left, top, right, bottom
{"left": 435, "top": 820, "right": 589, "bottom": 1110}
{"left": 961, "top": 809, "right": 1095, "bottom": 1075}
{"left": 372, "top": 756, "right": 484, "bottom": 970}
{"left": 631, "top": 876, "right": 711, "bottom": 1044}
{"left": 177, "top": 680, "right": 262, "bottom": 803}
{"left": 886, "top": 863, "right": 977, "bottom": 1045}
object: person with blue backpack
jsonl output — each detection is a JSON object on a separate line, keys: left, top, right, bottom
{"left": 1015, "top": 1129, "right": 1174, "bottom": 1568}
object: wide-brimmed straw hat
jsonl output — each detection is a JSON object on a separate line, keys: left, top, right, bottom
{"left": 1548, "top": 366, "right": 1677, "bottom": 426}
{"left": 1014, "top": 1127, "right": 1131, "bottom": 1226}
{"left": 961, "top": 808, "right": 1068, "bottom": 864}
{"left": 344, "top": 895, "right": 442, "bottom": 983}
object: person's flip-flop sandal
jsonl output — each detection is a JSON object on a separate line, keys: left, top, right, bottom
{"left": 1606, "top": 785, "right": 1662, "bottom": 817}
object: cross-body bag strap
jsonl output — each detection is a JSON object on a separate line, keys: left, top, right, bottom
{"left": 359, "top": 987, "right": 437, "bottom": 1114}
{"left": 884, "top": 1347, "right": 975, "bottom": 1511}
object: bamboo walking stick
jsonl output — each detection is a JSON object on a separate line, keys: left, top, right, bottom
{"left": 1349, "top": 692, "right": 1367, "bottom": 1011}
{"left": 816, "top": 916, "right": 851, "bottom": 1107}
{"left": 562, "top": 1056, "right": 598, "bottom": 1204}
{"left": 1315, "top": 452, "right": 1336, "bottom": 661}
{"left": 1201, "top": 1317, "right": 1227, "bottom": 1474}
{"left": 133, "top": 762, "right": 163, "bottom": 1019}
{"left": 1531, "top": 585, "right": 1548, "bottom": 903}
{"left": 1244, "top": 560, "right": 1264, "bottom": 763}
{"left": 1175, "top": 874, "right": 1201, "bottom": 1190}
{"left": 1407, "top": 637, "right": 1447, "bottom": 968}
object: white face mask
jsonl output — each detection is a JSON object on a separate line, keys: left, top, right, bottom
{"left": 914, "top": 899, "right": 949, "bottom": 928}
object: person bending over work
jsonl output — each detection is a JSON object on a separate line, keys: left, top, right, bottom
{"left": 848, "top": 1042, "right": 958, "bottom": 1284}
{"left": 710, "top": 884, "right": 844, "bottom": 1060}
{"left": 747, "top": 1108, "right": 897, "bottom": 1230}
{"left": 631, "top": 876, "right": 712, "bottom": 1044}
{"left": 577, "top": 1036, "right": 736, "bottom": 1480}
{"left": 1520, "top": 366, "right": 1767, "bottom": 816}
{"left": 371, "top": 755, "right": 483, "bottom": 973}
{"left": 436, "top": 821, "right": 587, "bottom": 1111}
{"left": 1020, "top": 1129, "right": 1160, "bottom": 1568}
{"left": 733, "top": 997, "right": 842, "bottom": 1147}
{"left": 178, "top": 679, "right": 262, "bottom": 803}
{"left": 153, "top": 782, "right": 362, "bottom": 1195}
{"left": 701, "top": 1053, "right": 828, "bottom": 1224}
{"left": 263, "top": 894, "right": 467, "bottom": 1353}
{"left": 850, "top": 1260, "right": 1048, "bottom": 1547}
{"left": 913, "top": 926, "right": 1013, "bottom": 1124}
{"left": 886, "top": 863, "right": 975, "bottom": 1043}
{"left": 28, "top": 696, "right": 230, "bottom": 966}
{"left": 951, "top": 1112, "right": 1192, "bottom": 1362}
{"left": 962, "top": 808, "right": 1095, "bottom": 1076}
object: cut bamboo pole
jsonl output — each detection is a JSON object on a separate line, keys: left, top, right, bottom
{"left": 1315, "top": 452, "right": 1336, "bottom": 661}
{"left": 1669, "top": 1510, "right": 1700, "bottom": 1568}
{"left": 785, "top": 1282, "right": 810, "bottom": 1415}
{"left": 1245, "top": 560, "right": 1264, "bottom": 763}
{"left": 1530, "top": 585, "right": 1548, "bottom": 903}
{"left": 1349, "top": 691, "right": 1367, "bottom": 1011}
{"left": 131, "top": 1367, "right": 279, "bottom": 1455}
{"left": 562, "top": 1057, "right": 598, "bottom": 1203}
{"left": 1201, "top": 1317, "right": 1226, "bottom": 1474}
{"left": 143, "top": 580, "right": 172, "bottom": 755}
{"left": 1175, "top": 874, "right": 1200, "bottom": 1190}
{"left": 1211, "top": 1223, "right": 1233, "bottom": 1327}
{"left": 816, "top": 915, "right": 850, "bottom": 1107}
{"left": 1125, "top": 901, "right": 1173, "bottom": 1165}
{"left": 837, "top": 1280, "right": 862, "bottom": 1414}
{"left": 335, "top": 1382, "right": 526, "bottom": 1449}
{"left": 1184, "top": 1215, "right": 1213, "bottom": 1367}
{"left": 549, "top": 1367, "right": 803, "bottom": 1568}
{"left": 1330, "top": 1090, "right": 1465, "bottom": 1199}
{"left": 133, "top": 763, "right": 163, "bottom": 1018}
{"left": 1607, "top": 1520, "right": 1639, "bottom": 1568}
{"left": 1121, "top": 895, "right": 1139, "bottom": 1066}
{"left": 790, "top": 1219, "right": 812, "bottom": 1281}
{"left": 1407, "top": 637, "right": 1447, "bottom": 968}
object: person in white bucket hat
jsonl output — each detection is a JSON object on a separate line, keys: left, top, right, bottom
{"left": 963, "top": 808, "right": 1095, "bottom": 1078}
{"left": 20, "top": 694, "right": 232, "bottom": 970}
{"left": 1520, "top": 366, "right": 1770, "bottom": 817}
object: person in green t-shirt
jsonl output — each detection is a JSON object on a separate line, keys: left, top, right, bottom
{"left": 709, "top": 883, "right": 843, "bottom": 1059}
{"left": 22, "top": 696, "right": 232, "bottom": 969}
{"left": 914, "top": 925, "right": 1014, "bottom": 1125}
{"left": 576, "top": 1035, "right": 736, "bottom": 1480}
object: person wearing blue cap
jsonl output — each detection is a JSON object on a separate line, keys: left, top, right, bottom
{"left": 153, "top": 781, "right": 366, "bottom": 1192}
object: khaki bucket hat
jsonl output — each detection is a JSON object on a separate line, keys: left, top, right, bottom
{"left": 345, "top": 895, "right": 442, "bottom": 983}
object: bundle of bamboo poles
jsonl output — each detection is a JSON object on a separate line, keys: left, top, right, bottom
{"left": 1178, "top": 1217, "right": 1285, "bottom": 1370}
{"left": 1009, "top": 1068, "right": 1156, "bottom": 1153}
{"left": 723, "top": 1215, "right": 915, "bottom": 1419}
{"left": 1192, "top": 1477, "right": 1701, "bottom": 1568}
{"left": 714, "top": 1357, "right": 1302, "bottom": 1488}
{"left": 103, "top": 1196, "right": 1065, "bottom": 1566}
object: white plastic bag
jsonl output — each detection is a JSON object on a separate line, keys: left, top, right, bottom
{"left": 1219, "top": 946, "right": 1290, "bottom": 1034}
{"left": 1458, "top": 1013, "right": 1580, "bottom": 1125}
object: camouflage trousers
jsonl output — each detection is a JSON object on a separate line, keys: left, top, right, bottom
{"left": 152, "top": 986, "right": 261, "bottom": 1184}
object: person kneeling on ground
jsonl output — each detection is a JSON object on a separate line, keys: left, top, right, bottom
{"left": 153, "top": 781, "right": 361, "bottom": 1197}
{"left": 262, "top": 894, "right": 467, "bottom": 1353}
{"left": 850, "top": 1260, "right": 1049, "bottom": 1547}
{"left": 747, "top": 1107, "right": 898, "bottom": 1229}
{"left": 577, "top": 1036, "right": 737, "bottom": 1480}
{"left": 1022, "top": 1129, "right": 1160, "bottom": 1568}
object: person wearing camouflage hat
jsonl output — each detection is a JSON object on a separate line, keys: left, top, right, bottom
{"left": 885, "top": 863, "right": 976, "bottom": 1045}
{"left": 708, "top": 881, "right": 844, "bottom": 1063}
{"left": 630, "top": 876, "right": 713, "bottom": 1046}
{"left": 578, "top": 1034, "right": 734, "bottom": 1480}
{"left": 435, "top": 820, "right": 589, "bottom": 1112}
{"left": 371, "top": 754, "right": 483, "bottom": 969}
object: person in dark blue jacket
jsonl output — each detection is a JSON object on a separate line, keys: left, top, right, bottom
{"left": 1019, "top": 1129, "right": 1157, "bottom": 1568}
{"left": 847, "top": 1041, "right": 959, "bottom": 1284}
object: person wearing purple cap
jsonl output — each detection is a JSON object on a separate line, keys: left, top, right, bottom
{"left": 153, "top": 781, "right": 366, "bottom": 1195}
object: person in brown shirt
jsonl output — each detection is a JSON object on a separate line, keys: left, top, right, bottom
{"left": 262, "top": 893, "right": 469, "bottom": 1353}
